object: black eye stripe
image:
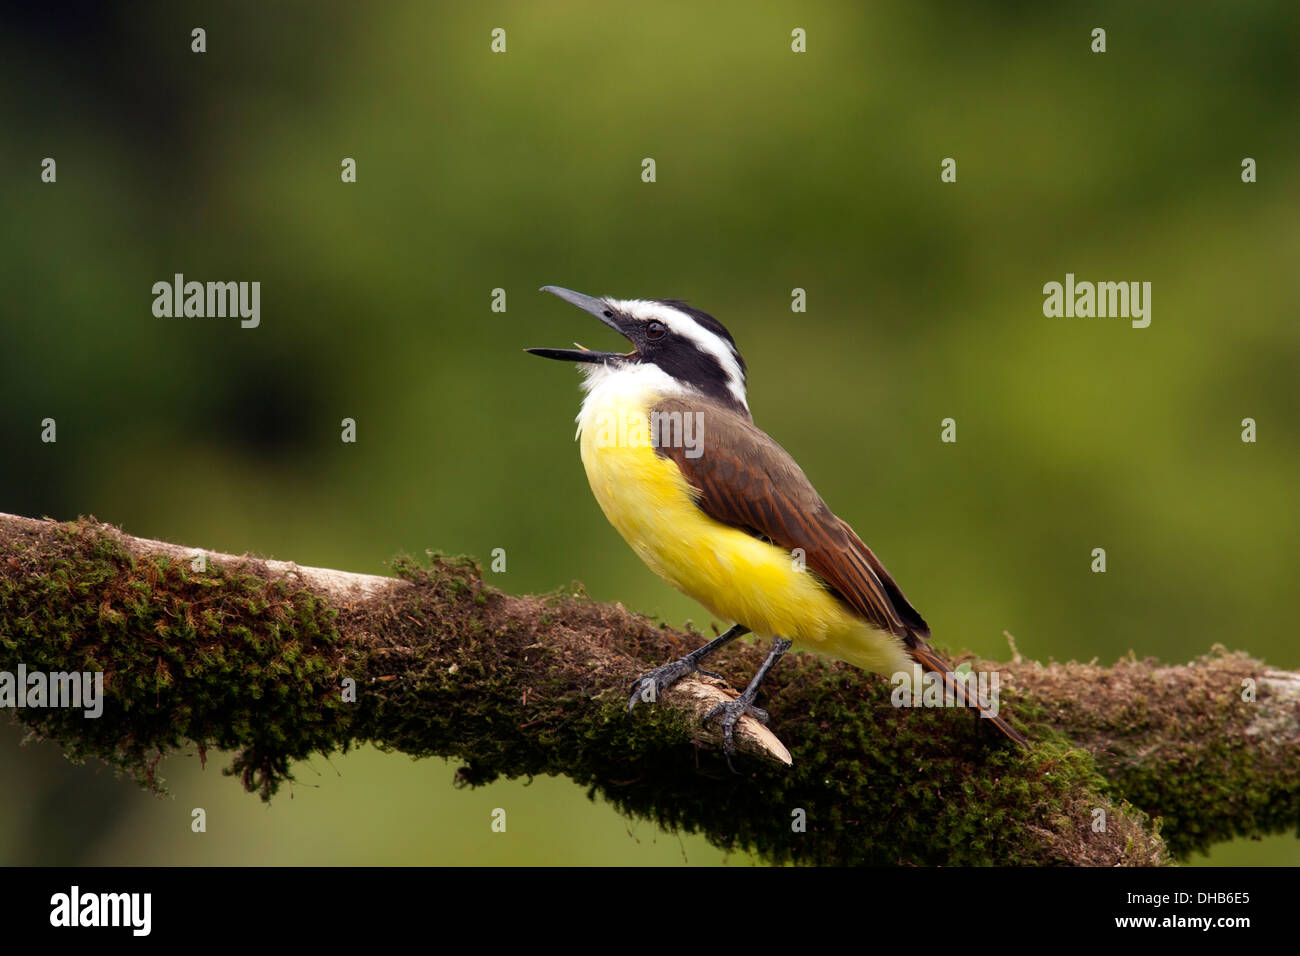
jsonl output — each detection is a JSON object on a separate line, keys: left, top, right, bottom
{"left": 650, "top": 299, "right": 747, "bottom": 381}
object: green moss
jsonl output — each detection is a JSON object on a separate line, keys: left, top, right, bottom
{"left": 0, "top": 519, "right": 353, "bottom": 799}
{"left": 1105, "top": 724, "right": 1299, "bottom": 858}
{"left": 1027, "top": 648, "right": 1300, "bottom": 859}
{"left": 0, "top": 518, "right": 1179, "bottom": 864}
{"left": 350, "top": 555, "right": 1164, "bottom": 865}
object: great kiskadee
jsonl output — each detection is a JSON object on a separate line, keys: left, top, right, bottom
{"left": 528, "top": 286, "right": 1028, "bottom": 760}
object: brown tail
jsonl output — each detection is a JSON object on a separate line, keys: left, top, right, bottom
{"left": 907, "top": 638, "right": 1029, "bottom": 748}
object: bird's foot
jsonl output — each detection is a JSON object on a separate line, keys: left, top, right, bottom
{"left": 703, "top": 692, "right": 770, "bottom": 771}
{"left": 627, "top": 655, "right": 724, "bottom": 713}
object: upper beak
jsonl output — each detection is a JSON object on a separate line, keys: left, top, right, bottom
{"left": 526, "top": 286, "right": 633, "bottom": 365}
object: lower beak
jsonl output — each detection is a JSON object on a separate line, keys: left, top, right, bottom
{"left": 525, "top": 345, "right": 621, "bottom": 364}
{"left": 526, "top": 286, "right": 633, "bottom": 365}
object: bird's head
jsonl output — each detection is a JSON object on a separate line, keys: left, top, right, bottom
{"left": 527, "top": 286, "right": 749, "bottom": 415}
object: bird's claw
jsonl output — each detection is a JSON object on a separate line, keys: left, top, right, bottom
{"left": 703, "top": 695, "right": 769, "bottom": 771}
{"left": 627, "top": 656, "right": 721, "bottom": 712}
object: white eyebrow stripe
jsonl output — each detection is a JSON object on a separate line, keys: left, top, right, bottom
{"left": 607, "top": 298, "right": 749, "bottom": 410}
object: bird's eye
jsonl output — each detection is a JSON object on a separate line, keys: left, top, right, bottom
{"left": 646, "top": 321, "right": 667, "bottom": 341}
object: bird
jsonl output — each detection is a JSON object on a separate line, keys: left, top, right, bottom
{"left": 527, "top": 286, "right": 1028, "bottom": 763}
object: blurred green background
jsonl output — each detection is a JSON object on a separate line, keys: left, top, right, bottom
{"left": 2, "top": 1, "right": 1297, "bottom": 865}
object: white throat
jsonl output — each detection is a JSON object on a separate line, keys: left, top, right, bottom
{"left": 573, "top": 362, "right": 695, "bottom": 438}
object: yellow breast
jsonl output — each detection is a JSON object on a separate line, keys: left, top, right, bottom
{"left": 574, "top": 369, "right": 911, "bottom": 677}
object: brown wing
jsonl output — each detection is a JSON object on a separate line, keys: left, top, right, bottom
{"left": 653, "top": 396, "right": 929, "bottom": 640}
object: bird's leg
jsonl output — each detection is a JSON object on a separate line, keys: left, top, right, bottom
{"left": 627, "top": 623, "right": 750, "bottom": 712}
{"left": 703, "top": 636, "right": 793, "bottom": 771}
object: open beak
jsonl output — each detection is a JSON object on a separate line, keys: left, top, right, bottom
{"left": 526, "top": 286, "right": 634, "bottom": 365}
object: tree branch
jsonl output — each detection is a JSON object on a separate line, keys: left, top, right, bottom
{"left": 1, "top": 513, "right": 1295, "bottom": 865}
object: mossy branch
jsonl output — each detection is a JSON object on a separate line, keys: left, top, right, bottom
{"left": 1, "top": 513, "right": 1296, "bottom": 865}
